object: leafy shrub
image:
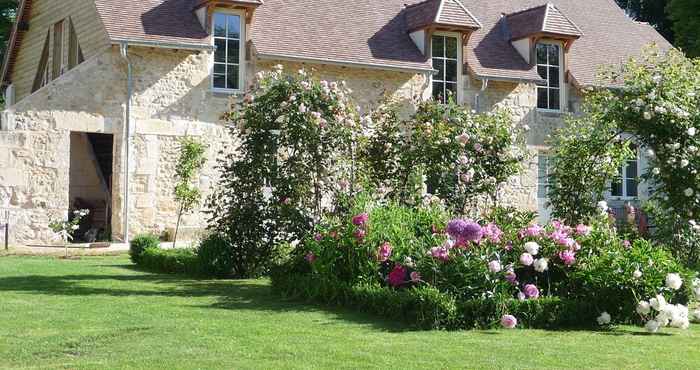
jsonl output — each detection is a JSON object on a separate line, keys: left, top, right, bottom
{"left": 360, "top": 99, "right": 526, "bottom": 213}
{"left": 139, "top": 247, "right": 201, "bottom": 275}
{"left": 276, "top": 200, "right": 698, "bottom": 330}
{"left": 196, "top": 233, "right": 235, "bottom": 278}
{"left": 129, "top": 234, "right": 160, "bottom": 264}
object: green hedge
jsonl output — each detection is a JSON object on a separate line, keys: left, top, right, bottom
{"left": 138, "top": 247, "right": 202, "bottom": 276}
{"left": 129, "top": 234, "right": 160, "bottom": 264}
{"left": 271, "top": 269, "right": 600, "bottom": 330}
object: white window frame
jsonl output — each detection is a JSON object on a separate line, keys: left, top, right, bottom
{"left": 430, "top": 31, "right": 462, "bottom": 104}
{"left": 537, "top": 153, "right": 551, "bottom": 200}
{"left": 535, "top": 40, "right": 565, "bottom": 113}
{"left": 610, "top": 145, "right": 640, "bottom": 200}
{"left": 210, "top": 9, "right": 245, "bottom": 94}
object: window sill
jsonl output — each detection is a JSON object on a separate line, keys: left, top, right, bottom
{"left": 536, "top": 109, "right": 565, "bottom": 117}
{"left": 211, "top": 88, "right": 244, "bottom": 98}
{"left": 607, "top": 196, "right": 640, "bottom": 202}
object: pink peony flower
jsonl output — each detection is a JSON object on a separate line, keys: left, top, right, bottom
{"left": 505, "top": 270, "right": 517, "bottom": 284}
{"left": 519, "top": 224, "right": 544, "bottom": 238}
{"left": 447, "top": 219, "right": 483, "bottom": 242}
{"left": 520, "top": 252, "right": 534, "bottom": 266}
{"left": 504, "top": 242, "right": 514, "bottom": 251}
{"left": 387, "top": 265, "right": 407, "bottom": 287}
{"left": 488, "top": 260, "right": 502, "bottom": 273}
{"left": 354, "top": 229, "right": 366, "bottom": 241}
{"left": 623, "top": 240, "right": 632, "bottom": 249}
{"left": 559, "top": 250, "right": 576, "bottom": 266}
{"left": 329, "top": 230, "right": 338, "bottom": 239}
{"left": 429, "top": 246, "right": 450, "bottom": 262}
{"left": 483, "top": 223, "right": 503, "bottom": 243}
{"left": 314, "top": 233, "right": 323, "bottom": 242}
{"left": 501, "top": 315, "right": 518, "bottom": 329}
{"left": 575, "top": 224, "right": 592, "bottom": 236}
{"left": 410, "top": 271, "right": 422, "bottom": 283}
{"left": 305, "top": 252, "right": 317, "bottom": 264}
{"left": 352, "top": 213, "right": 369, "bottom": 227}
{"left": 377, "top": 242, "right": 393, "bottom": 262}
{"left": 524, "top": 284, "right": 540, "bottom": 299}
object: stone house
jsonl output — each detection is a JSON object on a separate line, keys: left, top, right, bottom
{"left": 0, "top": 0, "right": 670, "bottom": 245}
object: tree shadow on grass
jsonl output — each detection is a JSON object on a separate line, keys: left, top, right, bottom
{"left": 0, "top": 263, "right": 411, "bottom": 333}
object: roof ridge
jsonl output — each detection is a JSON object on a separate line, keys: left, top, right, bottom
{"left": 403, "top": 0, "right": 438, "bottom": 10}
{"left": 505, "top": 3, "right": 549, "bottom": 18}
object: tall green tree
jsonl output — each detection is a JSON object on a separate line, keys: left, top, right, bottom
{"left": 667, "top": 0, "right": 700, "bottom": 57}
{"left": 615, "top": 0, "right": 675, "bottom": 43}
{"left": 0, "top": 0, "right": 18, "bottom": 61}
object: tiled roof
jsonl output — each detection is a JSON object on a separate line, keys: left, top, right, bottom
{"left": 506, "top": 4, "right": 582, "bottom": 41}
{"left": 405, "top": 0, "right": 481, "bottom": 32}
{"left": 251, "top": 0, "right": 433, "bottom": 71}
{"left": 1, "top": 0, "right": 674, "bottom": 87}
{"left": 93, "top": 0, "right": 209, "bottom": 47}
{"left": 462, "top": 0, "right": 671, "bottom": 86}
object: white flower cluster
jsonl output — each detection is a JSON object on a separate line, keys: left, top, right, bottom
{"left": 636, "top": 273, "right": 694, "bottom": 333}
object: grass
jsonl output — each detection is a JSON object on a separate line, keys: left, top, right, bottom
{"left": 0, "top": 256, "right": 698, "bottom": 370}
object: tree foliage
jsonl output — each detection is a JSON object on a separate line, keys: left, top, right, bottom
{"left": 173, "top": 136, "right": 207, "bottom": 245}
{"left": 667, "top": 0, "right": 700, "bottom": 57}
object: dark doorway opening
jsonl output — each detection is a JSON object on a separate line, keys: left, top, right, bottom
{"left": 68, "top": 132, "right": 114, "bottom": 242}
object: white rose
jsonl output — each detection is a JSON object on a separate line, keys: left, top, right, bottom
{"left": 597, "top": 312, "right": 611, "bottom": 325}
{"left": 652, "top": 168, "right": 661, "bottom": 175}
{"left": 643, "top": 111, "right": 652, "bottom": 120}
{"left": 645, "top": 319, "right": 660, "bottom": 333}
{"left": 685, "top": 188, "right": 695, "bottom": 197}
{"left": 637, "top": 300, "right": 651, "bottom": 315}
{"left": 689, "top": 127, "right": 697, "bottom": 137}
{"left": 533, "top": 258, "right": 549, "bottom": 273}
{"left": 597, "top": 201, "right": 609, "bottom": 213}
{"left": 633, "top": 269, "right": 642, "bottom": 279}
{"left": 646, "top": 149, "right": 655, "bottom": 158}
{"left": 681, "top": 159, "right": 690, "bottom": 168}
{"left": 650, "top": 295, "right": 667, "bottom": 311}
{"left": 524, "top": 242, "right": 540, "bottom": 256}
{"left": 665, "top": 273, "right": 683, "bottom": 290}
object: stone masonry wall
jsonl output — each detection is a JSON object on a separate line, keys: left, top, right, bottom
{"left": 0, "top": 46, "right": 431, "bottom": 245}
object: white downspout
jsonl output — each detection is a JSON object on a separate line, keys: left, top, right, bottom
{"left": 120, "top": 43, "right": 133, "bottom": 244}
{"left": 474, "top": 78, "right": 489, "bottom": 112}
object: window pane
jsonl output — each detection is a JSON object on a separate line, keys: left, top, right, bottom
{"left": 445, "top": 60, "right": 457, "bottom": 83}
{"left": 536, "top": 44, "right": 547, "bottom": 64}
{"left": 627, "top": 179, "right": 638, "bottom": 197}
{"left": 433, "top": 82, "right": 445, "bottom": 101}
{"left": 214, "top": 39, "right": 226, "bottom": 63}
{"left": 214, "top": 63, "right": 226, "bottom": 74}
{"left": 549, "top": 88, "right": 560, "bottom": 110}
{"left": 214, "top": 13, "right": 227, "bottom": 37}
{"left": 537, "top": 88, "right": 548, "bottom": 109}
{"left": 626, "top": 161, "right": 638, "bottom": 178}
{"left": 432, "top": 36, "right": 444, "bottom": 57}
{"left": 227, "top": 39, "right": 240, "bottom": 64}
{"left": 446, "top": 82, "right": 457, "bottom": 98}
{"left": 445, "top": 37, "right": 457, "bottom": 59}
{"left": 548, "top": 45, "right": 560, "bottom": 66}
{"left": 549, "top": 67, "right": 560, "bottom": 87}
{"left": 227, "top": 65, "right": 239, "bottom": 90}
{"left": 611, "top": 181, "right": 622, "bottom": 197}
{"left": 537, "top": 66, "right": 547, "bottom": 84}
{"left": 214, "top": 74, "right": 226, "bottom": 89}
{"left": 227, "top": 15, "right": 241, "bottom": 39}
{"left": 434, "top": 59, "right": 445, "bottom": 81}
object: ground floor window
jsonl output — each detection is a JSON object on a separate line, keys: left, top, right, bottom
{"left": 611, "top": 145, "right": 639, "bottom": 198}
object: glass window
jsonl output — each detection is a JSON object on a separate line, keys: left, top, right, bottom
{"left": 432, "top": 35, "right": 459, "bottom": 103}
{"left": 212, "top": 13, "right": 242, "bottom": 91}
{"left": 536, "top": 43, "right": 562, "bottom": 111}
{"left": 611, "top": 145, "right": 639, "bottom": 198}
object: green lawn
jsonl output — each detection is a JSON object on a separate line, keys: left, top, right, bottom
{"left": 0, "top": 256, "right": 698, "bottom": 369}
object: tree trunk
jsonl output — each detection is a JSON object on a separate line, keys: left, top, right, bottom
{"left": 173, "top": 203, "right": 183, "bottom": 249}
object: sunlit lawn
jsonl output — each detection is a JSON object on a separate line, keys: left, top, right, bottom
{"left": 0, "top": 255, "right": 698, "bottom": 369}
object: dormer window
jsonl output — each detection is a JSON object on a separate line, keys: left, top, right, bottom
{"left": 536, "top": 42, "right": 563, "bottom": 111}
{"left": 432, "top": 34, "right": 459, "bottom": 103}
{"left": 212, "top": 11, "right": 244, "bottom": 92}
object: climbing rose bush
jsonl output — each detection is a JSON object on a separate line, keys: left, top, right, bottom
{"left": 207, "top": 65, "right": 361, "bottom": 277}
{"left": 360, "top": 98, "right": 526, "bottom": 214}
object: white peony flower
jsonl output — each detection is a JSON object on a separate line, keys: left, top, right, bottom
{"left": 689, "top": 127, "right": 697, "bottom": 137}
{"left": 597, "top": 312, "right": 611, "bottom": 325}
{"left": 636, "top": 300, "right": 651, "bottom": 315}
{"left": 650, "top": 295, "right": 667, "bottom": 311}
{"left": 524, "top": 242, "right": 540, "bottom": 256}
{"left": 633, "top": 269, "right": 643, "bottom": 279}
{"left": 488, "top": 260, "right": 502, "bottom": 273}
{"left": 533, "top": 258, "right": 549, "bottom": 273}
{"left": 645, "top": 319, "right": 660, "bottom": 333}
{"left": 665, "top": 273, "right": 683, "bottom": 290}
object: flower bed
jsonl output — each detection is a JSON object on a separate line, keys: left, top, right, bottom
{"left": 272, "top": 200, "right": 699, "bottom": 331}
